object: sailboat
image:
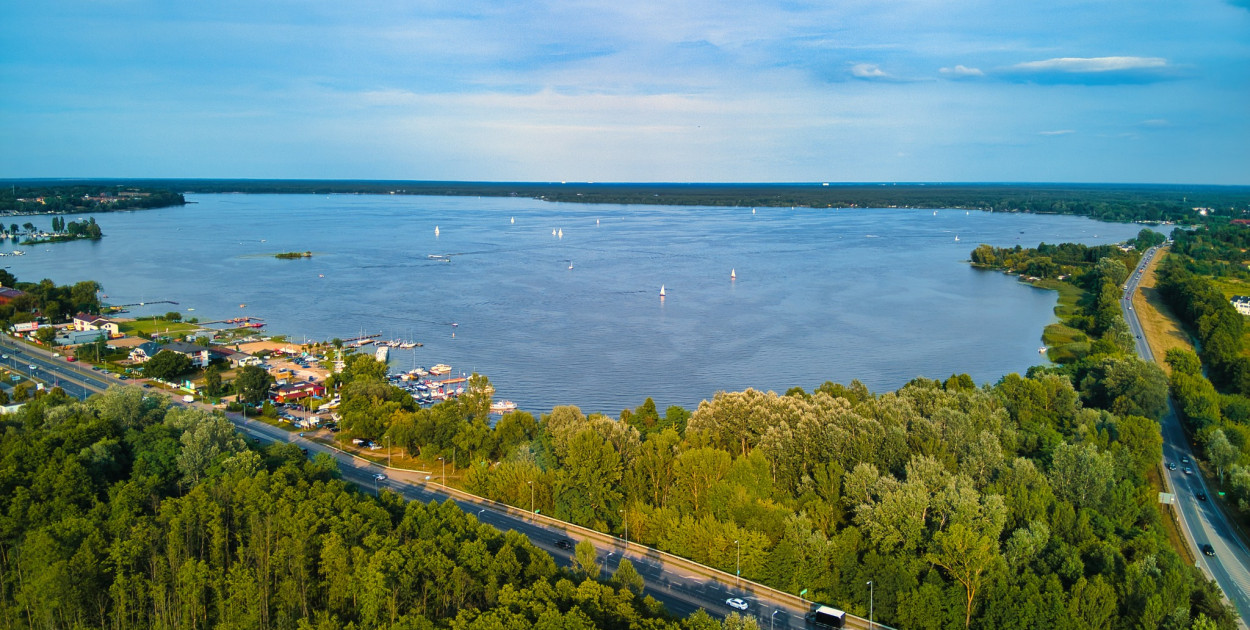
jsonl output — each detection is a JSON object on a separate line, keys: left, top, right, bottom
{"left": 954, "top": 235, "right": 960, "bottom": 242}
{"left": 511, "top": 216, "right": 515, "bottom": 224}
{"left": 568, "top": 261, "right": 574, "bottom": 270}
{"left": 731, "top": 268, "right": 736, "bottom": 280}
{"left": 434, "top": 226, "right": 440, "bottom": 236}
{"left": 552, "top": 229, "right": 557, "bottom": 236}
{"left": 659, "top": 285, "right": 666, "bottom": 298}
{"left": 558, "top": 228, "right": 563, "bottom": 238}
{"left": 752, "top": 208, "right": 756, "bottom": 215}
{"left": 596, "top": 219, "right": 600, "bottom": 226}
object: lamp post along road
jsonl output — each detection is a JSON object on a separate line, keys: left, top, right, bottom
{"left": 528, "top": 481, "right": 534, "bottom": 515}
{"left": 867, "top": 580, "right": 874, "bottom": 630}
{"left": 734, "top": 539, "right": 740, "bottom": 585}
{"left": 438, "top": 457, "right": 445, "bottom": 486}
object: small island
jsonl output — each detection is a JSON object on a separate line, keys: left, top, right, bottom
{"left": 275, "top": 251, "right": 312, "bottom": 259}
{"left": 12, "top": 216, "right": 102, "bottom": 244}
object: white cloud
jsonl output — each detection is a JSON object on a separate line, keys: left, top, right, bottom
{"left": 1002, "top": 56, "right": 1179, "bottom": 84}
{"left": 851, "top": 63, "right": 890, "bottom": 79}
{"left": 939, "top": 65, "right": 984, "bottom": 77}
{"left": 1012, "top": 56, "right": 1167, "bottom": 73}
{"left": 1038, "top": 129, "right": 1075, "bottom": 136}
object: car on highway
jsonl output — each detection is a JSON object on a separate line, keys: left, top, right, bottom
{"left": 725, "top": 598, "right": 749, "bottom": 611}
{"left": 373, "top": 473, "right": 386, "bottom": 481}
{"left": 554, "top": 539, "right": 574, "bottom": 550}
{"left": 1202, "top": 544, "right": 1215, "bottom": 556}
{"left": 1182, "top": 455, "right": 1191, "bottom": 464}
{"left": 1197, "top": 491, "right": 1207, "bottom": 501}
{"left": 1167, "top": 462, "right": 1177, "bottom": 470}
{"left": 1184, "top": 466, "right": 1193, "bottom": 475}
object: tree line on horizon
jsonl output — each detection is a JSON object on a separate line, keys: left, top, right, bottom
{"left": 5, "top": 179, "right": 1248, "bottom": 224}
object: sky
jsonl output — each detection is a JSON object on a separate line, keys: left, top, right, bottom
{"left": 1, "top": 0, "right": 1248, "bottom": 184}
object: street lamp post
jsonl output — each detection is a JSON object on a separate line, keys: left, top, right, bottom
{"left": 867, "top": 580, "right": 874, "bottom": 630}
{"left": 528, "top": 480, "right": 535, "bottom": 515}
{"left": 734, "top": 539, "right": 740, "bottom": 585}
{"left": 386, "top": 434, "right": 391, "bottom": 468}
{"left": 619, "top": 508, "right": 628, "bottom": 545}
{"left": 438, "top": 457, "right": 445, "bottom": 486}
{"left": 771, "top": 610, "right": 779, "bottom": 630}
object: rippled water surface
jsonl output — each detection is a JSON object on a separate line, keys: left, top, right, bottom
{"left": 11, "top": 194, "right": 1142, "bottom": 413}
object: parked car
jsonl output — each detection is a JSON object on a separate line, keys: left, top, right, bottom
{"left": 725, "top": 598, "right": 749, "bottom": 611}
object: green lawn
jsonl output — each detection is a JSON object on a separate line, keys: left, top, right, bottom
{"left": 119, "top": 318, "right": 200, "bottom": 337}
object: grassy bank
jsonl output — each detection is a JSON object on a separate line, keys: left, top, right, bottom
{"left": 1131, "top": 249, "right": 1196, "bottom": 374}
{"left": 1032, "top": 278, "right": 1089, "bottom": 362}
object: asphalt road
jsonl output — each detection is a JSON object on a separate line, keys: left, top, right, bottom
{"left": 1122, "top": 247, "right": 1250, "bottom": 624}
{"left": 5, "top": 333, "right": 886, "bottom": 629}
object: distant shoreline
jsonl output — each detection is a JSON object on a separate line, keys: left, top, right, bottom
{"left": 4, "top": 178, "right": 1249, "bottom": 224}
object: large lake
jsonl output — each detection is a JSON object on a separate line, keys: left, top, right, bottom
{"left": 10, "top": 194, "right": 1142, "bottom": 414}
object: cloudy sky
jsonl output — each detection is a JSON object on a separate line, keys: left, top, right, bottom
{"left": 2, "top": 0, "right": 1247, "bottom": 183}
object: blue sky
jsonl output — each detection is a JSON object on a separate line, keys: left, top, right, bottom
{"left": 2, "top": 0, "right": 1247, "bottom": 183}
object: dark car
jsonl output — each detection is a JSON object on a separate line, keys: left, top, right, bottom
{"left": 1202, "top": 544, "right": 1215, "bottom": 556}
{"left": 1181, "top": 455, "right": 1191, "bottom": 465}
{"left": 554, "top": 539, "right": 574, "bottom": 551}
{"left": 1197, "top": 491, "right": 1207, "bottom": 501}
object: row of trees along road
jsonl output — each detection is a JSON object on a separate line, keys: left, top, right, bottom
{"left": 1156, "top": 223, "right": 1250, "bottom": 521}
{"left": 325, "top": 345, "right": 1232, "bottom": 628}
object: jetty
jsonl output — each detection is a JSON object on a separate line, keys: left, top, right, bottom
{"left": 104, "top": 299, "right": 178, "bottom": 308}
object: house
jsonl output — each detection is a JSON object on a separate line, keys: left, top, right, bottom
{"left": 209, "top": 346, "right": 260, "bottom": 367}
{"left": 161, "top": 341, "right": 211, "bottom": 368}
{"left": 1232, "top": 296, "right": 1250, "bottom": 316}
{"left": 72, "top": 313, "right": 120, "bottom": 336}
{"left": 272, "top": 381, "right": 326, "bottom": 403}
{"left": 129, "top": 342, "right": 163, "bottom": 363}
{"left": 0, "top": 287, "right": 25, "bottom": 306}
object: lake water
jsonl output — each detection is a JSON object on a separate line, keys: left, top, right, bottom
{"left": 9, "top": 194, "right": 1142, "bottom": 414}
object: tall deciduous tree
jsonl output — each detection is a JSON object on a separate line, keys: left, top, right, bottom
{"left": 142, "top": 350, "right": 193, "bottom": 381}
{"left": 925, "top": 523, "right": 1000, "bottom": 629}
{"left": 234, "top": 364, "right": 271, "bottom": 405}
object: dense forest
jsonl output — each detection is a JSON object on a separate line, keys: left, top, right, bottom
{"left": 4, "top": 179, "right": 1248, "bottom": 224}
{"left": 1168, "top": 223, "right": 1250, "bottom": 281}
{"left": 318, "top": 341, "right": 1230, "bottom": 628}
{"left": 0, "top": 388, "right": 750, "bottom": 630}
{"left": 0, "top": 185, "right": 184, "bottom": 215}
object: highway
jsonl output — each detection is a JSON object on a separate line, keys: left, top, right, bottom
{"left": 1122, "top": 247, "right": 1250, "bottom": 624}
{"left": 4, "top": 332, "right": 884, "bottom": 629}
